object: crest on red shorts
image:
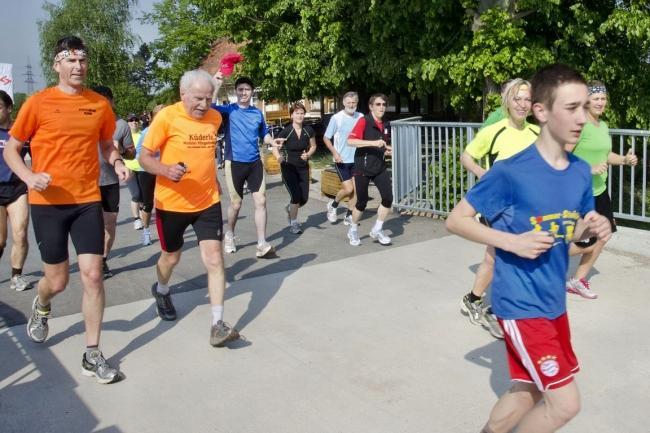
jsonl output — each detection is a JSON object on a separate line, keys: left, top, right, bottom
{"left": 538, "top": 355, "right": 559, "bottom": 377}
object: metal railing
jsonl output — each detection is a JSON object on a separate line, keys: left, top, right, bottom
{"left": 391, "top": 118, "right": 650, "bottom": 223}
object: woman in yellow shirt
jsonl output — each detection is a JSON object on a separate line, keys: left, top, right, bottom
{"left": 458, "top": 78, "right": 539, "bottom": 339}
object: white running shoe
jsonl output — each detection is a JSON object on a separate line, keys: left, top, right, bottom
{"left": 142, "top": 228, "right": 152, "bottom": 246}
{"left": 566, "top": 277, "right": 598, "bottom": 299}
{"left": 10, "top": 274, "right": 31, "bottom": 291}
{"left": 224, "top": 233, "right": 237, "bottom": 254}
{"left": 347, "top": 227, "right": 361, "bottom": 246}
{"left": 369, "top": 228, "right": 391, "bottom": 245}
{"left": 256, "top": 241, "right": 275, "bottom": 258}
{"left": 289, "top": 221, "right": 303, "bottom": 234}
{"left": 326, "top": 200, "right": 337, "bottom": 223}
{"left": 133, "top": 218, "right": 143, "bottom": 230}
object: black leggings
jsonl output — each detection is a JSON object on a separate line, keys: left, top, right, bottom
{"left": 281, "top": 163, "right": 309, "bottom": 206}
{"left": 136, "top": 171, "right": 156, "bottom": 213}
{"left": 354, "top": 170, "right": 393, "bottom": 212}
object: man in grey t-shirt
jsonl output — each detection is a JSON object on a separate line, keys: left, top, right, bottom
{"left": 92, "top": 86, "right": 135, "bottom": 278}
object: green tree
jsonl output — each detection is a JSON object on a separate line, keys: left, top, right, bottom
{"left": 10, "top": 93, "right": 27, "bottom": 121}
{"left": 146, "top": 0, "right": 650, "bottom": 127}
{"left": 38, "top": 0, "right": 137, "bottom": 86}
{"left": 410, "top": 0, "right": 650, "bottom": 127}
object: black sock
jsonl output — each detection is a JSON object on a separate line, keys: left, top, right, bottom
{"left": 332, "top": 201, "right": 339, "bottom": 208}
{"left": 346, "top": 209, "right": 352, "bottom": 216}
{"left": 11, "top": 267, "right": 22, "bottom": 277}
{"left": 468, "top": 292, "right": 482, "bottom": 303}
{"left": 0, "top": 247, "right": 4, "bottom": 260}
{"left": 103, "top": 257, "right": 107, "bottom": 263}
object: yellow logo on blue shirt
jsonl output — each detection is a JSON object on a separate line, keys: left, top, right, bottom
{"left": 529, "top": 210, "right": 580, "bottom": 243}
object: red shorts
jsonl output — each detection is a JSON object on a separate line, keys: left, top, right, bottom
{"left": 498, "top": 313, "right": 579, "bottom": 391}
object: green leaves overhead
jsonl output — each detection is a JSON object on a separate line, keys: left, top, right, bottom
{"left": 42, "top": 0, "right": 647, "bottom": 127}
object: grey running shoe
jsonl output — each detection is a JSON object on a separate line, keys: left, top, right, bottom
{"left": 479, "top": 306, "right": 504, "bottom": 339}
{"left": 81, "top": 350, "right": 120, "bottom": 384}
{"left": 566, "top": 277, "right": 598, "bottom": 299}
{"left": 133, "top": 218, "right": 143, "bottom": 230}
{"left": 347, "top": 227, "right": 361, "bottom": 246}
{"left": 369, "top": 228, "right": 391, "bottom": 245}
{"left": 256, "top": 241, "right": 275, "bottom": 258}
{"left": 343, "top": 214, "right": 353, "bottom": 226}
{"left": 224, "top": 232, "right": 237, "bottom": 254}
{"left": 460, "top": 293, "right": 483, "bottom": 326}
{"left": 103, "top": 261, "right": 113, "bottom": 279}
{"left": 289, "top": 221, "right": 303, "bottom": 234}
{"left": 27, "top": 296, "right": 50, "bottom": 343}
{"left": 151, "top": 283, "right": 176, "bottom": 321}
{"left": 210, "top": 320, "right": 240, "bottom": 347}
{"left": 10, "top": 274, "right": 31, "bottom": 291}
{"left": 326, "top": 200, "right": 337, "bottom": 223}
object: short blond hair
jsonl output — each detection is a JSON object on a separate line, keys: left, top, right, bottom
{"left": 502, "top": 78, "right": 531, "bottom": 114}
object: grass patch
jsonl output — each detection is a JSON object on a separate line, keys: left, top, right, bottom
{"left": 310, "top": 145, "right": 335, "bottom": 170}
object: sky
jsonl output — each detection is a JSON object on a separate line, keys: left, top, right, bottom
{"left": 1, "top": 0, "right": 159, "bottom": 94}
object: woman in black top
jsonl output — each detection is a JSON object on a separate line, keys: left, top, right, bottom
{"left": 346, "top": 93, "right": 393, "bottom": 246}
{"left": 272, "top": 102, "right": 316, "bottom": 234}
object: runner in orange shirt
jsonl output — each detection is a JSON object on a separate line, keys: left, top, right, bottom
{"left": 4, "top": 36, "right": 130, "bottom": 384}
{"left": 139, "top": 69, "right": 239, "bottom": 347}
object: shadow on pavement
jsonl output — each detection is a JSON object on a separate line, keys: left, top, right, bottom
{"left": 0, "top": 303, "right": 123, "bottom": 433}
{"left": 464, "top": 339, "right": 510, "bottom": 397}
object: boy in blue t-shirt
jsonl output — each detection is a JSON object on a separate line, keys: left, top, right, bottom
{"left": 447, "top": 64, "right": 612, "bottom": 433}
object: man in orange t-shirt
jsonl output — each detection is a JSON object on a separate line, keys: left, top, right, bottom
{"left": 139, "top": 69, "right": 239, "bottom": 347}
{"left": 4, "top": 36, "right": 130, "bottom": 384}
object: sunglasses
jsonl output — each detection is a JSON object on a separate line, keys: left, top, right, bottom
{"left": 374, "top": 102, "right": 387, "bottom": 107}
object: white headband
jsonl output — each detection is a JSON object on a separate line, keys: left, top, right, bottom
{"left": 54, "top": 49, "right": 87, "bottom": 63}
{"left": 588, "top": 86, "right": 607, "bottom": 95}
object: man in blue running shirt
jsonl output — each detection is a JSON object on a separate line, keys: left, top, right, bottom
{"left": 447, "top": 64, "right": 612, "bottom": 433}
{"left": 212, "top": 72, "right": 283, "bottom": 258}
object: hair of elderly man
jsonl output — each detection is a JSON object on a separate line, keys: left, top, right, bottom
{"left": 179, "top": 69, "right": 216, "bottom": 93}
{"left": 342, "top": 91, "right": 359, "bottom": 101}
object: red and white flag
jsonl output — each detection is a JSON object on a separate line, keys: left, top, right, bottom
{"left": 0, "top": 63, "right": 13, "bottom": 99}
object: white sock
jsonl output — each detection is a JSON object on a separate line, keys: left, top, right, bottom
{"left": 211, "top": 304, "right": 224, "bottom": 325}
{"left": 156, "top": 282, "right": 170, "bottom": 295}
{"left": 372, "top": 220, "right": 384, "bottom": 232}
{"left": 290, "top": 219, "right": 298, "bottom": 225}
{"left": 143, "top": 227, "right": 150, "bottom": 234}
{"left": 225, "top": 230, "right": 234, "bottom": 239}
{"left": 350, "top": 223, "right": 358, "bottom": 231}
{"left": 258, "top": 238, "right": 266, "bottom": 246}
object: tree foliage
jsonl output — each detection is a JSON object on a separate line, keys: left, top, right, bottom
{"left": 144, "top": 0, "right": 650, "bottom": 127}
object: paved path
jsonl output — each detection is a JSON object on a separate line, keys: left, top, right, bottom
{"left": 1, "top": 169, "right": 649, "bottom": 433}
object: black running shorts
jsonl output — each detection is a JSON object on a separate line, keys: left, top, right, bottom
{"left": 0, "top": 180, "right": 27, "bottom": 207}
{"left": 335, "top": 163, "right": 355, "bottom": 182}
{"left": 574, "top": 190, "right": 617, "bottom": 248}
{"left": 155, "top": 202, "right": 223, "bottom": 253}
{"left": 100, "top": 183, "right": 120, "bottom": 213}
{"left": 225, "top": 159, "right": 265, "bottom": 202}
{"left": 31, "top": 202, "right": 105, "bottom": 264}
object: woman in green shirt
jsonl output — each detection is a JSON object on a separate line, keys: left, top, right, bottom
{"left": 565, "top": 81, "right": 637, "bottom": 299}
